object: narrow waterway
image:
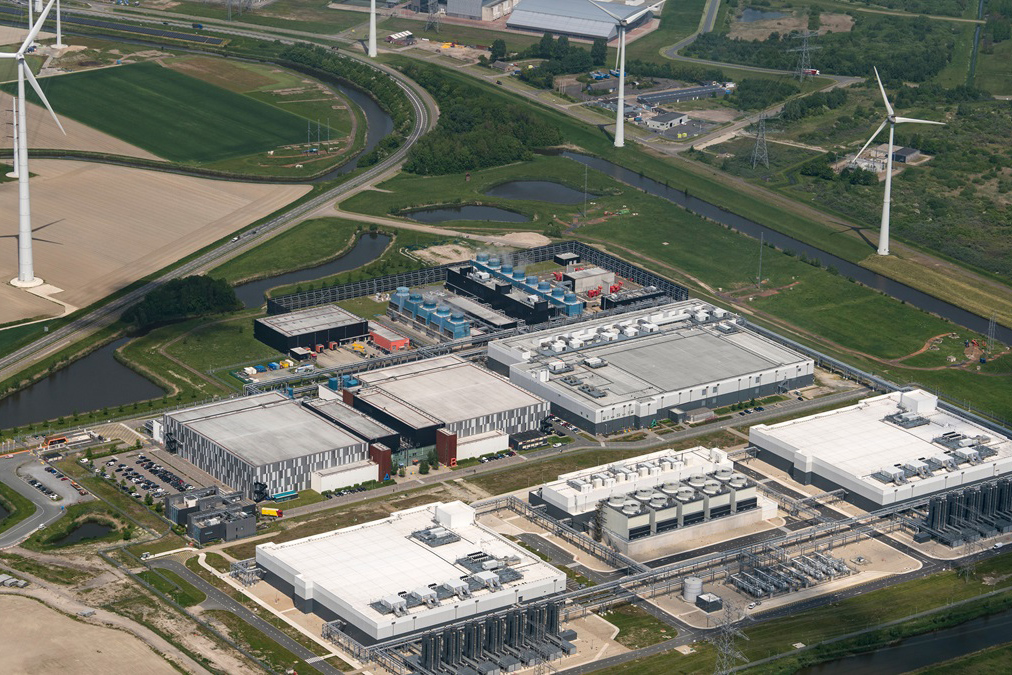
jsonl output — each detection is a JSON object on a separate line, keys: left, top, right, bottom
{"left": 52, "top": 521, "right": 115, "bottom": 547}
{"left": 234, "top": 233, "right": 392, "bottom": 308}
{"left": 0, "top": 338, "right": 164, "bottom": 430}
{"left": 562, "top": 151, "right": 1012, "bottom": 344}
{"left": 404, "top": 205, "right": 530, "bottom": 223}
{"left": 799, "top": 606, "right": 1012, "bottom": 674}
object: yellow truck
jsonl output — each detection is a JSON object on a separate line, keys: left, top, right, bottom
{"left": 260, "top": 507, "right": 283, "bottom": 518}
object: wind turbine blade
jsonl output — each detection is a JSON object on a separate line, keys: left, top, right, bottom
{"left": 873, "top": 67, "right": 894, "bottom": 117}
{"left": 893, "top": 116, "right": 945, "bottom": 125}
{"left": 0, "top": 53, "right": 17, "bottom": 59}
{"left": 20, "top": 0, "right": 57, "bottom": 54}
{"left": 586, "top": 0, "right": 623, "bottom": 22}
{"left": 853, "top": 118, "right": 888, "bottom": 163}
{"left": 23, "top": 63, "right": 65, "bottom": 135}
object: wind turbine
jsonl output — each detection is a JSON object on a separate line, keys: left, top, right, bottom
{"left": 852, "top": 67, "right": 943, "bottom": 256}
{"left": 367, "top": 0, "right": 377, "bottom": 57}
{"left": 3, "top": 0, "right": 66, "bottom": 288}
{"left": 587, "top": 0, "right": 662, "bottom": 148}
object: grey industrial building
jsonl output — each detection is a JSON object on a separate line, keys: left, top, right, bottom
{"left": 637, "top": 84, "right": 729, "bottom": 106}
{"left": 508, "top": 0, "right": 652, "bottom": 40}
{"left": 446, "top": 0, "right": 517, "bottom": 20}
{"left": 254, "top": 305, "right": 368, "bottom": 353}
{"left": 305, "top": 397, "right": 401, "bottom": 450}
{"left": 487, "top": 300, "right": 814, "bottom": 434}
{"left": 162, "top": 393, "right": 371, "bottom": 499}
{"left": 348, "top": 355, "right": 550, "bottom": 447}
{"left": 165, "top": 486, "right": 256, "bottom": 544}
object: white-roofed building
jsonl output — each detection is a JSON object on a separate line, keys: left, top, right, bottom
{"left": 507, "top": 0, "right": 656, "bottom": 40}
{"left": 255, "top": 501, "right": 566, "bottom": 640}
{"left": 750, "top": 390, "right": 1012, "bottom": 510}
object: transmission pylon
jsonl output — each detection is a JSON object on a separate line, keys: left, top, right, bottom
{"left": 787, "top": 31, "right": 821, "bottom": 81}
{"left": 750, "top": 113, "right": 769, "bottom": 169}
{"left": 711, "top": 602, "right": 751, "bottom": 675}
{"left": 425, "top": 5, "right": 440, "bottom": 33}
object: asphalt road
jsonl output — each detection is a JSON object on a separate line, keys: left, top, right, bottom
{"left": 151, "top": 558, "right": 343, "bottom": 675}
{"left": 0, "top": 454, "right": 68, "bottom": 548}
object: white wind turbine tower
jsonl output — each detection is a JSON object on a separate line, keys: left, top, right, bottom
{"left": 367, "top": 0, "right": 377, "bottom": 57}
{"left": 587, "top": 0, "right": 662, "bottom": 148}
{"left": 29, "top": 0, "right": 65, "bottom": 49}
{"left": 4, "top": 0, "right": 66, "bottom": 288}
{"left": 852, "top": 67, "right": 943, "bottom": 256}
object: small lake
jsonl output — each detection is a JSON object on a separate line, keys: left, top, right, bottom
{"left": 740, "top": 8, "right": 790, "bottom": 21}
{"left": 484, "top": 181, "right": 594, "bottom": 204}
{"left": 234, "top": 232, "right": 392, "bottom": 309}
{"left": 0, "top": 338, "right": 164, "bottom": 430}
{"left": 404, "top": 205, "right": 530, "bottom": 223}
{"left": 53, "top": 521, "right": 115, "bottom": 547}
{"left": 800, "top": 606, "right": 1012, "bottom": 674}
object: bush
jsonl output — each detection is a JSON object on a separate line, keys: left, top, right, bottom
{"left": 123, "top": 276, "right": 241, "bottom": 328}
{"left": 419, "top": 460, "right": 430, "bottom": 475}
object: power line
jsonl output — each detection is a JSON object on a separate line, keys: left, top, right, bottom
{"left": 750, "top": 113, "right": 769, "bottom": 169}
{"left": 787, "top": 30, "right": 821, "bottom": 81}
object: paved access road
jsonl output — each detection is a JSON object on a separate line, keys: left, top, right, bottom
{"left": 150, "top": 558, "right": 343, "bottom": 675}
{"left": 0, "top": 454, "right": 68, "bottom": 549}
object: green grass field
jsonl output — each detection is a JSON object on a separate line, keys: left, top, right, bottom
{"left": 151, "top": 0, "right": 366, "bottom": 35}
{"left": 0, "top": 480, "right": 37, "bottom": 537}
{"left": 625, "top": 0, "right": 708, "bottom": 62}
{"left": 138, "top": 568, "right": 206, "bottom": 607}
{"left": 974, "top": 40, "right": 1012, "bottom": 95}
{"left": 601, "top": 605, "right": 675, "bottom": 649}
{"left": 20, "top": 62, "right": 306, "bottom": 163}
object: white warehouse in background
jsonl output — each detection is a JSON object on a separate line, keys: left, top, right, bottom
{"left": 750, "top": 390, "right": 1012, "bottom": 511}
{"left": 255, "top": 502, "right": 566, "bottom": 640}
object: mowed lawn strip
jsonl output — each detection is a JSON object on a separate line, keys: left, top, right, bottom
{"left": 18, "top": 62, "right": 306, "bottom": 163}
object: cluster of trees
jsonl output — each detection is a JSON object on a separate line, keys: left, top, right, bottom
{"left": 400, "top": 63, "right": 562, "bottom": 175}
{"left": 510, "top": 33, "right": 608, "bottom": 89}
{"left": 122, "top": 276, "right": 240, "bottom": 328}
{"left": 730, "top": 78, "right": 800, "bottom": 110}
{"left": 684, "top": 15, "right": 953, "bottom": 82}
{"left": 279, "top": 43, "right": 414, "bottom": 166}
{"left": 891, "top": 82, "right": 992, "bottom": 108}
{"left": 799, "top": 152, "right": 876, "bottom": 185}
{"left": 781, "top": 88, "right": 848, "bottom": 121}
{"left": 624, "top": 59, "right": 726, "bottom": 84}
{"left": 983, "top": 0, "right": 1011, "bottom": 49}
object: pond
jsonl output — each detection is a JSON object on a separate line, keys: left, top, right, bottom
{"left": 53, "top": 521, "right": 115, "bottom": 547}
{"left": 233, "top": 232, "right": 392, "bottom": 309}
{"left": 0, "top": 338, "right": 164, "bottom": 431}
{"left": 483, "top": 180, "right": 594, "bottom": 205}
{"left": 740, "top": 8, "right": 790, "bottom": 21}
{"left": 403, "top": 205, "right": 530, "bottom": 223}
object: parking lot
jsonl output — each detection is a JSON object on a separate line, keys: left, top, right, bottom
{"left": 21, "top": 462, "right": 90, "bottom": 504}
{"left": 93, "top": 451, "right": 198, "bottom": 502}
{"left": 658, "top": 118, "right": 715, "bottom": 140}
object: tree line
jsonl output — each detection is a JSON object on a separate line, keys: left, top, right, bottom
{"left": 399, "top": 63, "right": 563, "bottom": 175}
{"left": 781, "top": 88, "right": 848, "bottom": 121}
{"left": 123, "top": 277, "right": 241, "bottom": 328}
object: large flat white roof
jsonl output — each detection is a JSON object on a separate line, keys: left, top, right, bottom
{"left": 751, "top": 390, "right": 1012, "bottom": 499}
{"left": 357, "top": 355, "right": 546, "bottom": 427}
{"left": 256, "top": 502, "right": 564, "bottom": 624}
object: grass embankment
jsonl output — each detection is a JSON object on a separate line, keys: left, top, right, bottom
{"left": 210, "top": 218, "right": 367, "bottom": 285}
{"left": 0, "top": 320, "right": 58, "bottom": 361}
{"left": 0, "top": 480, "right": 37, "bottom": 537}
{"left": 625, "top": 0, "right": 708, "bottom": 62}
{"left": 466, "top": 431, "right": 740, "bottom": 495}
{"left": 601, "top": 605, "right": 675, "bottom": 649}
{"left": 260, "top": 490, "right": 324, "bottom": 511}
{"left": 917, "top": 641, "right": 1012, "bottom": 674}
{"left": 0, "top": 551, "right": 93, "bottom": 585}
{"left": 138, "top": 568, "right": 207, "bottom": 607}
{"left": 205, "top": 609, "right": 314, "bottom": 674}
{"left": 601, "top": 553, "right": 1012, "bottom": 674}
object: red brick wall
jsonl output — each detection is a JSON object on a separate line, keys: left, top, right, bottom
{"left": 369, "top": 443, "right": 393, "bottom": 482}
{"left": 436, "top": 429, "right": 457, "bottom": 467}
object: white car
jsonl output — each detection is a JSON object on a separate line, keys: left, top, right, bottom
{"left": 552, "top": 443, "right": 563, "bottom": 448}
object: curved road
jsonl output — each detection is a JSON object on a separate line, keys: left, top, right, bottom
{"left": 0, "top": 51, "right": 437, "bottom": 386}
{"left": 0, "top": 454, "right": 68, "bottom": 548}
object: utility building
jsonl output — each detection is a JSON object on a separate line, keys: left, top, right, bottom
{"left": 165, "top": 487, "right": 257, "bottom": 544}
{"left": 508, "top": 0, "right": 653, "bottom": 40}
{"left": 751, "top": 390, "right": 1012, "bottom": 511}
{"left": 487, "top": 300, "right": 813, "bottom": 434}
{"left": 255, "top": 501, "right": 566, "bottom": 640}
{"left": 254, "top": 305, "right": 368, "bottom": 353}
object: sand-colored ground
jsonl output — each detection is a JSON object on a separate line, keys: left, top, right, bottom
{"left": 0, "top": 595, "right": 179, "bottom": 675}
{"left": 0, "top": 91, "right": 162, "bottom": 160}
{"left": 0, "top": 160, "right": 310, "bottom": 323}
{"left": 0, "top": 26, "right": 54, "bottom": 46}
{"left": 413, "top": 242, "right": 477, "bottom": 265}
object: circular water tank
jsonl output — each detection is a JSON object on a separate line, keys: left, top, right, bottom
{"left": 703, "top": 480, "right": 721, "bottom": 495}
{"left": 715, "top": 468, "right": 733, "bottom": 481}
{"left": 396, "top": 286, "right": 409, "bottom": 295}
{"left": 502, "top": 263, "right": 513, "bottom": 274}
{"left": 608, "top": 496, "right": 625, "bottom": 508}
{"left": 688, "top": 474, "right": 706, "bottom": 488}
{"left": 538, "top": 281, "right": 551, "bottom": 291}
{"left": 683, "top": 576, "right": 703, "bottom": 603}
{"left": 451, "top": 311, "right": 465, "bottom": 320}
{"left": 676, "top": 487, "right": 695, "bottom": 502}
{"left": 514, "top": 269, "right": 526, "bottom": 280}
{"left": 476, "top": 252, "right": 489, "bottom": 262}
{"left": 649, "top": 496, "right": 667, "bottom": 509}
{"left": 635, "top": 489, "right": 654, "bottom": 501}
{"left": 564, "top": 293, "right": 578, "bottom": 303}
{"left": 622, "top": 504, "right": 640, "bottom": 516}
{"left": 729, "top": 475, "right": 747, "bottom": 488}
{"left": 488, "top": 257, "right": 501, "bottom": 268}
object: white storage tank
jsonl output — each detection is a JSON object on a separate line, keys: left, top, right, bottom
{"left": 683, "top": 576, "right": 703, "bottom": 603}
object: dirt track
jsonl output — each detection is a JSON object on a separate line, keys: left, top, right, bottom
{"left": 0, "top": 160, "right": 310, "bottom": 323}
{"left": 0, "top": 92, "right": 162, "bottom": 161}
